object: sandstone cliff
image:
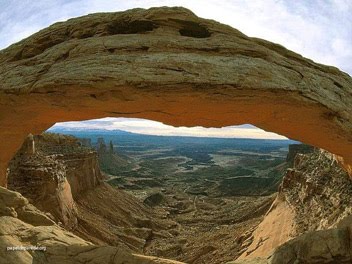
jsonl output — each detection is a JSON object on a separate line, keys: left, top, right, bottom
{"left": 95, "top": 137, "right": 133, "bottom": 176}
{"left": 7, "top": 133, "right": 102, "bottom": 229}
{"left": 30, "top": 133, "right": 103, "bottom": 198}
{"left": 285, "top": 144, "right": 315, "bottom": 165}
{"left": 281, "top": 149, "right": 352, "bottom": 234}
{"left": 7, "top": 132, "right": 177, "bottom": 255}
{"left": 235, "top": 146, "right": 352, "bottom": 263}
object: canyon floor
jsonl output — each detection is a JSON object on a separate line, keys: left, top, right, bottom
{"left": 50, "top": 128, "right": 292, "bottom": 263}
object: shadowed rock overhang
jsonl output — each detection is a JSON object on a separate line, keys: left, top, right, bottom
{"left": 0, "top": 6, "right": 351, "bottom": 186}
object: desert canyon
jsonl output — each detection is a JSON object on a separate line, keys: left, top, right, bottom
{"left": 0, "top": 6, "right": 352, "bottom": 264}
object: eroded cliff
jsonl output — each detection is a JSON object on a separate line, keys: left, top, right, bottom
{"left": 7, "top": 133, "right": 103, "bottom": 229}
{"left": 0, "top": 186, "right": 184, "bottom": 264}
{"left": 236, "top": 146, "right": 352, "bottom": 263}
{"left": 7, "top": 133, "right": 178, "bottom": 255}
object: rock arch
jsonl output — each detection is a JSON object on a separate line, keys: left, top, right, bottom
{"left": 0, "top": 7, "right": 351, "bottom": 186}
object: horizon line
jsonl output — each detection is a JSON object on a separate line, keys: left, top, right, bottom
{"left": 48, "top": 126, "right": 295, "bottom": 141}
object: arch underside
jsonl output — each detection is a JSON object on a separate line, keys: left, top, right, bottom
{"left": 0, "top": 7, "right": 351, "bottom": 186}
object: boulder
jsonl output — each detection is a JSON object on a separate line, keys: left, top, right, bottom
{"left": 269, "top": 228, "right": 352, "bottom": 264}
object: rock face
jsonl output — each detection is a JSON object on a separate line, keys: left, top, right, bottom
{"left": 33, "top": 133, "right": 103, "bottom": 198}
{"left": 7, "top": 132, "right": 178, "bottom": 257}
{"left": 7, "top": 134, "right": 77, "bottom": 229}
{"left": 270, "top": 227, "right": 352, "bottom": 264}
{"left": 0, "top": 186, "right": 185, "bottom": 264}
{"left": 237, "top": 146, "right": 352, "bottom": 263}
{"left": 74, "top": 182, "right": 177, "bottom": 253}
{"left": 286, "top": 144, "right": 315, "bottom": 165}
{"left": 0, "top": 7, "right": 351, "bottom": 187}
{"left": 281, "top": 149, "right": 352, "bottom": 234}
{"left": 95, "top": 137, "right": 133, "bottom": 176}
{"left": 236, "top": 195, "right": 297, "bottom": 260}
{"left": 7, "top": 133, "right": 103, "bottom": 229}
{"left": 234, "top": 226, "right": 352, "bottom": 264}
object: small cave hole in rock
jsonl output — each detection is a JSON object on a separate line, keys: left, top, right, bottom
{"left": 6, "top": 117, "right": 352, "bottom": 264}
{"left": 178, "top": 20, "right": 211, "bottom": 38}
{"left": 106, "top": 20, "right": 158, "bottom": 35}
{"left": 179, "top": 22, "right": 211, "bottom": 38}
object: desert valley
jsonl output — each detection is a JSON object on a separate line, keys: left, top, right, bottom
{"left": 2, "top": 125, "right": 352, "bottom": 264}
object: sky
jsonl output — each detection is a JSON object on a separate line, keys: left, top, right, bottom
{"left": 51, "top": 118, "right": 289, "bottom": 140}
{"left": 2, "top": 0, "right": 351, "bottom": 139}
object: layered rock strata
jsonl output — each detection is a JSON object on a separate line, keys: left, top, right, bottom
{"left": 7, "top": 133, "right": 102, "bottom": 229}
{"left": 7, "top": 133, "right": 177, "bottom": 255}
{"left": 0, "top": 186, "right": 184, "bottom": 264}
{"left": 235, "top": 147, "right": 352, "bottom": 263}
{"left": 281, "top": 149, "right": 352, "bottom": 234}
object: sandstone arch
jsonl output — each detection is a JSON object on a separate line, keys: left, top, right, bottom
{"left": 0, "top": 7, "right": 351, "bottom": 186}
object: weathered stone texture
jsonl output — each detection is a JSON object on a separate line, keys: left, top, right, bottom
{"left": 236, "top": 148, "right": 352, "bottom": 263}
{"left": 0, "top": 186, "right": 185, "bottom": 264}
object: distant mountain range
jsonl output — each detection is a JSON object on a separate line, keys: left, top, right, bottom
{"left": 47, "top": 126, "right": 299, "bottom": 147}
{"left": 49, "top": 127, "right": 134, "bottom": 136}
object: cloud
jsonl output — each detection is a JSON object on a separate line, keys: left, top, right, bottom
{"left": 51, "top": 117, "right": 288, "bottom": 140}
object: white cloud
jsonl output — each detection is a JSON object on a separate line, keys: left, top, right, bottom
{"left": 52, "top": 117, "right": 288, "bottom": 140}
